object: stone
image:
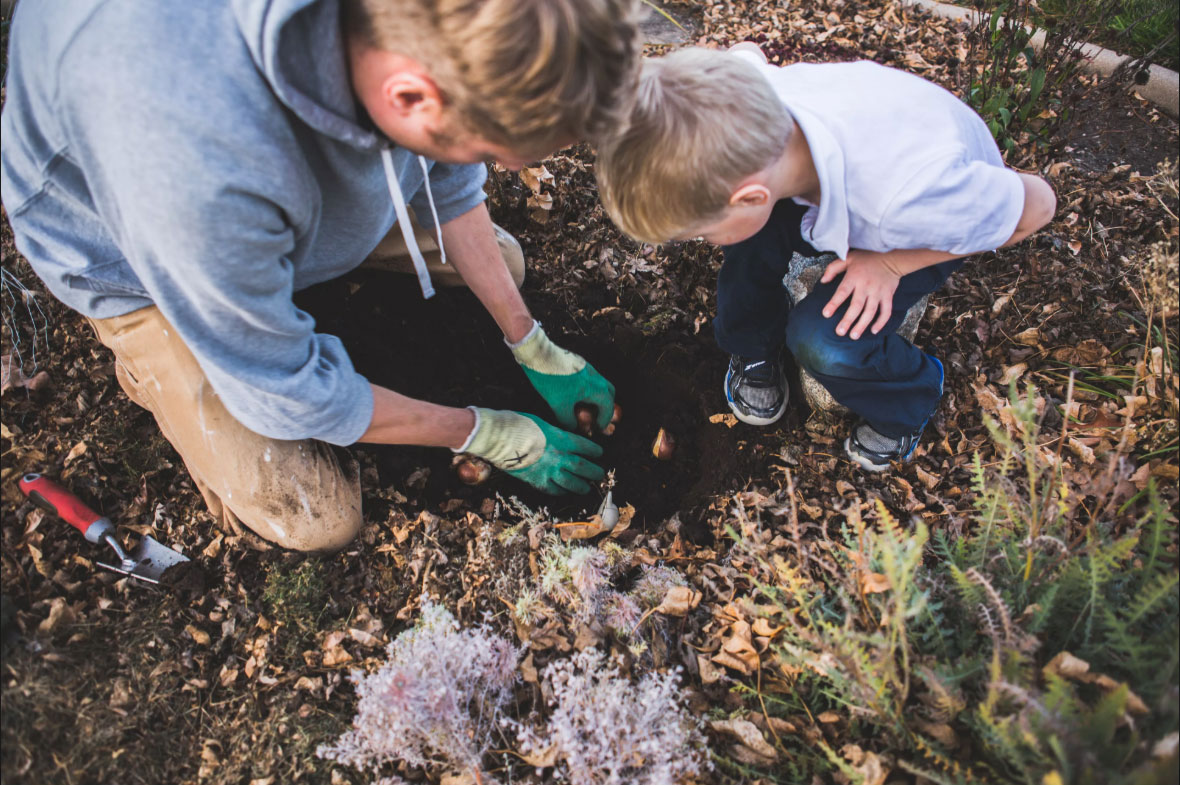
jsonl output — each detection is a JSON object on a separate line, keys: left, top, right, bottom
{"left": 783, "top": 252, "right": 930, "bottom": 415}
{"left": 638, "top": 4, "right": 692, "bottom": 46}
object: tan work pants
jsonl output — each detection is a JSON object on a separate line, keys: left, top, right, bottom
{"left": 87, "top": 223, "right": 525, "bottom": 551}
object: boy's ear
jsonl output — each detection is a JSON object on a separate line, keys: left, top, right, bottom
{"left": 729, "top": 183, "right": 771, "bottom": 208}
{"left": 382, "top": 70, "right": 444, "bottom": 121}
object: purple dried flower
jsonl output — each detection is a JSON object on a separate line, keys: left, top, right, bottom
{"left": 602, "top": 591, "right": 643, "bottom": 638}
{"left": 568, "top": 546, "right": 609, "bottom": 601}
{"left": 517, "top": 649, "right": 709, "bottom": 784}
{"left": 631, "top": 565, "right": 688, "bottom": 609}
{"left": 318, "top": 602, "right": 521, "bottom": 776}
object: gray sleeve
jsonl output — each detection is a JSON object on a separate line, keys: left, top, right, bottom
{"left": 409, "top": 161, "right": 489, "bottom": 228}
{"left": 58, "top": 32, "right": 373, "bottom": 445}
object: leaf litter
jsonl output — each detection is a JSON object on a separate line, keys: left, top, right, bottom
{"left": 2, "top": 1, "right": 1178, "bottom": 783}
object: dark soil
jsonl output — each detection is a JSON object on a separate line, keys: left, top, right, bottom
{"left": 1063, "top": 90, "right": 1180, "bottom": 173}
{"left": 295, "top": 270, "right": 783, "bottom": 540}
{"left": 2, "top": 1, "right": 1177, "bottom": 783}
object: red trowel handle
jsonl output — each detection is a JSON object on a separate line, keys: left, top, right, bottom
{"left": 19, "top": 473, "right": 116, "bottom": 545}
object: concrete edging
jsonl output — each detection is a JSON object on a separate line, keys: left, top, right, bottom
{"left": 900, "top": 0, "right": 1179, "bottom": 117}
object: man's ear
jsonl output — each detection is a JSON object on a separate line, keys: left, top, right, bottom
{"left": 729, "top": 183, "right": 771, "bottom": 208}
{"left": 382, "top": 70, "right": 444, "bottom": 120}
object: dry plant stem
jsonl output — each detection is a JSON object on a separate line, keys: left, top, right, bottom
{"left": 1030, "top": 371, "right": 1077, "bottom": 582}
{"left": 784, "top": 469, "right": 807, "bottom": 573}
{"left": 755, "top": 662, "right": 783, "bottom": 750}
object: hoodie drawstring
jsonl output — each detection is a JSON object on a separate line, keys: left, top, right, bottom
{"left": 380, "top": 147, "right": 447, "bottom": 299}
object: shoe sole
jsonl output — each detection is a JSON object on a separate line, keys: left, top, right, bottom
{"left": 844, "top": 355, "right": 942, "bottom": 471}
{"left": 844, "top": 436, "right": 892, "bottom": 472}
{"left": 724, "top": 371, "right": 788, "bottom": 426}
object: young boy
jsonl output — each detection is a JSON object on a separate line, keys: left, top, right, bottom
{"left": 595, "top": 45, "right": 1056, "bottom": 471}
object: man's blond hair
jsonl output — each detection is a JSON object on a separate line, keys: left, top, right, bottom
{"left": 596, "top": 48, "right": 792, "bottom": 244}
{"left": 343, "top": 0, "right": 641, "bottom": 155}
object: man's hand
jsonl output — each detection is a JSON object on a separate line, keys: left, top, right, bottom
{"left": 463, "top": 408, "right": 605, "bottom": 494}
{"left": 820, "top": 251, "right": 903, "bottom": 340}
{"left": 510, "top": 322, "right": 617, "bottom": 431}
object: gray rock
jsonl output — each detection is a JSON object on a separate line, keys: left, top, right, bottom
{"left": 783, "top": 252, "right": 930, "bottom": 415}
{"left": 638, "top": 4, "right": 692, "bottom": 45}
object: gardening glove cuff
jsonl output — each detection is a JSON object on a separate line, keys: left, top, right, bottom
{"left": 508, "top": 321, "right": 616, "bottom": 431}
{"left": 457, "top": 406, "right": 545, "bottom": 469}
{"left": 458, "top": 407, "right": 605, "bottom": 495}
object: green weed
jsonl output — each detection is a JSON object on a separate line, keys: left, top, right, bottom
{"left": 732, "top": 384, "right": 1179, "bottom": 783}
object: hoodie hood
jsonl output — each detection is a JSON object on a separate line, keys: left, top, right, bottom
{"left": 234, "top": 0, "right": 447, "bottom": 298}
{"left": 2, "top": 0, "right": 490, "bottom": 444}
{"left": 232, "top": 0, "right": 380, "bottom": 149}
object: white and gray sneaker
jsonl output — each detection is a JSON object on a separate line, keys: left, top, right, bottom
{"left": 844, "top": 421, "right": 924, "bottom": 471}
{"left": 724, "top": 355, "right": 788, "bottom": 426}
{"left": 845, "top": 356, "right": 943, "bottom": 471}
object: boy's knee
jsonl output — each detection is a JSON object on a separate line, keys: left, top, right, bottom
{"left": 785, "top": 302, "right": 862, "bottom": 378}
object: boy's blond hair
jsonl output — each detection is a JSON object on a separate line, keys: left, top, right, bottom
{"left": 596, "top": 48, "right": 792, "bottom": 244}
{"left": 343, "top": 0, "right": 641, "bottom": 155}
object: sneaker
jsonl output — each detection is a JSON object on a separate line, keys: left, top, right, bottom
{"left": 725, "top": 354, "right": 788, "bottom": 426}
{"left": 844, "top": 421, "right": 924, "bottom": 471}
{"left": 845, "top": 357, "right": 943, "bottom": 471}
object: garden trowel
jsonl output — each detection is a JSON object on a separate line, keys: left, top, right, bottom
{"left": 19, "top": 473, "right": 190, "bottom": 585}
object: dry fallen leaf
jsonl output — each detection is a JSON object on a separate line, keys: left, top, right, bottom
{"left": 1014, "top": 327, "right": 1042, "bottom": 346}
{"left": 185, "top": 624, "right": 211, "bottom": 647}
{"left": 655, "top": 585, "right": 702, "bottom": 616}
{"left": 709, "top": 717, "right": 778, "bottom": 761}
{"left": 520, "top": 742, "right": 559, "bottom": 768}
{"left": 321, "top": 631, "right": 353, "bottom": 667}
{"left": 713, "top": 620, "right": 761, "bottom": 675}
{"left": 860, "top": 572, "right": 891, "bottom": 594}
{"left": 1000, "top": 362, "right": 1028, "bottom": 385}
{"left": 708, "top": 412, "right": 740, "bottom": 428}
{"left": 841, "top": 743, "right": 891, "bottom": 784}
{"left": 555, "top": 517, "right": 605, "bottom": 541}
{"left": 38, "top": 597, "right": 76, "bottom": 634}
{"left": 697, "top": 654, "right": 727, "bottom": 685}
{"left": 520, "top": 165, "right": 553, "bottom": 194}
{"left": 65, "top": 440, "right": 88, "bottom": 464}
{"left": 608, "top": 503, "right": 636, "bottom": 538}
{"left": 1044, "top": 650, "right": 1091, "bottom": 679}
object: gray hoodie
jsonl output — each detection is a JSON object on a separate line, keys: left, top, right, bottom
{"left": 1, "top": 0, "right": 489, "bottom": 445}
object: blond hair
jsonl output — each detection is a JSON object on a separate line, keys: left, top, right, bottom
{"left": 343, "top": 0, "right": 641, "bottom": 155}
{"left": 596, "top": 48, "right": 792, "bottom": 244}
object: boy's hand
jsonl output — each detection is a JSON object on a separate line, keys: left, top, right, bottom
{"left": 820, "top": 251, "right": 902, "bottom": 340}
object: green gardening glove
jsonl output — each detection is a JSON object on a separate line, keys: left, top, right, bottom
{"left": 509, "top": 321, "right": 616, "bottom": 431}
{"left": 459, "top": 407, "right": 605, "bottom": 495}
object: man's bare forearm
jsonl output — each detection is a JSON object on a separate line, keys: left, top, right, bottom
{"left": 356, "top": 383, "right": 475, "bottom": 449}
{"left": 439, "top": 202, "right": 535, "bottom": 344}
{"left": 353, "top": 204, "right": 542, "bottom": 449}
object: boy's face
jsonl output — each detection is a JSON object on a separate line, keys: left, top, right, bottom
{"left": 678, "top": 201, "right": 775, "bottom": 246}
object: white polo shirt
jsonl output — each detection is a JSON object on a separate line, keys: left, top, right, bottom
{"left": 733, "top": 53, "right": 1026, "bottom": 259}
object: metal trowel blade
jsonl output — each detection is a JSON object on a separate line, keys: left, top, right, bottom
{"left": 98, "top": 535, "right": 190, "bottom": 584}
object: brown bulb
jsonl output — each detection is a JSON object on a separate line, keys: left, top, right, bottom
{"left": 602, "top": 403, "right": 623, "bottom": 436}
{"left": 574, "top": 404, "right": 596, "bottom": 437}
{"left": 454, "top": 456, "right": 492, "bottom": 485}
{"left": 651, "top": 428, "right": 675, "bottom": 460}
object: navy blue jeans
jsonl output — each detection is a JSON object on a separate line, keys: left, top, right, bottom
{"left": 715, "top": 199, "right": 959, "bottom": 438}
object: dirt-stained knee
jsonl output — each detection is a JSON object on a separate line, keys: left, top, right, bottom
{"left": 234, "top": 442, "right": 363, "bottom": 552}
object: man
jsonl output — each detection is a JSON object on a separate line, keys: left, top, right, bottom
{"left": 1, "top": 0, "right": 640, "bottom": 550}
